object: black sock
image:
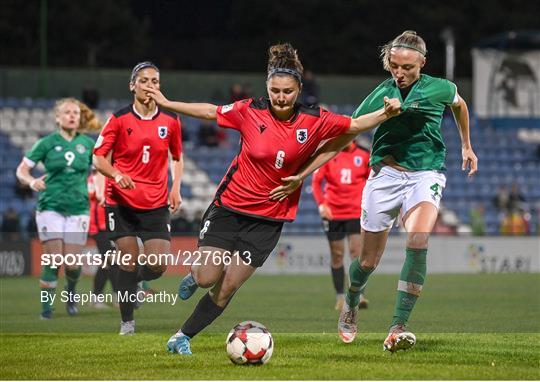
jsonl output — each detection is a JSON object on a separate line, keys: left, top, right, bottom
{"left": 181, "top": 293, "right": 225, "bottom": 338}
{"left": 137, "top": 265, "right": 164, "bottom": 282}
{"left": 117, "top": 269, "right": 138, "bottom": 322}
{"left": 331, "top": 266, "right": 345, "bottom": 294}
{"left": 93, "top": 267, "right": 108, "bottom": 295}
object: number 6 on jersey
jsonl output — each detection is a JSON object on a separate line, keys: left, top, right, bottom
{"left": 275, "top": 150, "right": 285, "bottom": 169}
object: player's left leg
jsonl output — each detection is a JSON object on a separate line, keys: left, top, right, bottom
{"left": 169, "top": 252, "right": 254, "bottom": 355}
{"left": 384, "top": 201, "right": 438, "bottom": 352}
{"left": 347, "top": 232, "right": 369, "bottom": 309}
{"left": 63, "top": 215, "right": 90, "bottom": 316}
{"left": 139, "top": 238, "right": 169, "bottom": 281}
{"left": 39, "top": 239, "right": 63, "bottom": 319}
{"left": 328, "top": 238, "right": 346, "bottom": 310}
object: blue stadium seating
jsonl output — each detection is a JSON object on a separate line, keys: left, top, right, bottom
{"left": 1, "top": 99, "right": 538, "bottom": 236}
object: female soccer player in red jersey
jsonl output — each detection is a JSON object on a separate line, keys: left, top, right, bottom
{"left": 93, "top": 62, "right": 184, "bottom": 335}
{"left": 312, "top": 140, "right": 371, "bottom": 311}
{"left": 143, "top": 43, "right": 401, "bottom": 355}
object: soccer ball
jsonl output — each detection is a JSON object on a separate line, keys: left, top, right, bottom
{"left": 226, "top": 321, "right": 273, "bottom": 365}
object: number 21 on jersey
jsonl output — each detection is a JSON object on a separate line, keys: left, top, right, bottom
{"left": 340, "top": 168, "right": 352, "bottom": 184}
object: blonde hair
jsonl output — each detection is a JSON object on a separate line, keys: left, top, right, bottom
{"left": 380, "top": 30, "right": 427, "bottom": 71}
{"left": 55, "top": 98, "right": 102, "bottom": 132}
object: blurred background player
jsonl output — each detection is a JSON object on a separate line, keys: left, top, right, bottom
{"left": 143, "top": 42, "right": 401, "bottom": 355}
{"left": 271, "top": 31, "right": 478, "bottom": 352}
{"left": 88, "top": 166, "right": 118, "bottom": 308}
{"left": 93, "top": 61, "right": 184, "bottom": 335}
{"left": 311, "top": 137, "right": 371, "bottom": 311}
{"left": 16, "top": 98, "right": 100, "bottom": 319}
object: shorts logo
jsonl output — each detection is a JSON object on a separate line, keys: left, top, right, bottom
{"left": 354, "top": 156, "right": 363, "bottom": 167}
{"left": 296, "top": 128, "right": 308, "bottom": 144}
{"left": 430, "top": 183, "right": 442, "bottom": 201}
{"left": 54, "top": 145, "right": 62, "bottom": 151}
{"left": 158, "top": 126, "right": 167, "bottom": 139}
{"left": 199, "top": 220, "right": 210, "bottom": 240}
{"left": 76, "top": 144, "right": 86, "bottom": 154}
{"left": 221, "top": 103, "right": 234, "bottom": 113}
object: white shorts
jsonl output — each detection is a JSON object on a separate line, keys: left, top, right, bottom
{"left": 361, "top": 166, "right": 446, "bottom": 232}
{"left": 35, "top": 211, "right": 90, "bottom": 245}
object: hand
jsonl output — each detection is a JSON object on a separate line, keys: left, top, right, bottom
{"left": 114, "top": 173, "right": 136, "bottom": 189}
{"left": 462, "top": 147, "right": 478, "bottom": 177}
{"left": 142, "top": 86, "right": 169, "bottom": 107}
{"left": 30, "top": 175, "right": 46, "bottom": 192}
{"left": 96, "top": 193, "right": 106, "bottom": 207}
{"left": 318, "top": 204, "right": 333, "bottom": 220}
{"left": 383, "top": 96, "right": 401, "bottom": 118}
{"left": 169, "top": 190, "right": 182, "bottom": 213}
{"left": 269, "top": 175, "right": 303, "bottom": 202}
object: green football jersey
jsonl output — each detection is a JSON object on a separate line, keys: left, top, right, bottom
{"left": 352, "top": 74, "right": 457, "bottom": 171}
{"left": 25, "top": 132, "right": 95, "bottom": 215}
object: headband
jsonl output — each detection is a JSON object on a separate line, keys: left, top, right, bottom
{"left": 391, "top": 43, "right": 427, "bottom": 56}
{"left": 130, "top": 61, "right": 159, "bottom": 83}
{"left": 267, "top": 68, "right": 302, "bottom": 83}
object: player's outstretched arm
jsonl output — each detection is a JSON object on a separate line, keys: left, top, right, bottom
{"left": 451, "top": 94, "right": 477, "bottom": 177}
{"left": 143, "top": 86, "right": 218, "bottom": 120}
{"left": 348, "top": 97, "right": 401, "bottom": 134}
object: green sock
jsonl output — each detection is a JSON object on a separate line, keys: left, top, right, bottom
{"left": 346, "top": 258, "right": 374, "bottom": 307}
{"left": 141, "top": 280, "right": 150, "bottom": 291}
{"left": 391, "top": 248, "right": 427, "bottom": 327}
{"left": 40, "top": 265, "right": 59, "bottom": 313}
{"left": 65, "top": 266, "right": 82, "bottom": 293}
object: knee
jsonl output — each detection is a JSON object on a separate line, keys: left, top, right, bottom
{"left": 193, "top": 268, "right": 219, "bottom": 288}
{"left": 407, "top": 233, "right": 430, "bottom": 249}
{"left": 331, "top": 252, "right": 344, "bottom": 267}
{"left": 358, "top": 250, "right": 379, "bottom": 270}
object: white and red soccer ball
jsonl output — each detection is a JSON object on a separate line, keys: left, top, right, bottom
{"left": 226, "top": 321, "right": 273, "bottom": 365}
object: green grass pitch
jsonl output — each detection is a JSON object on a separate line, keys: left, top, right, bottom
{"left": 1, "top": 273, "right": 539, "bottom": 379}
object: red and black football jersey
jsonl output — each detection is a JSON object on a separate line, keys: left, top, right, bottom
{"left": 312, "top": 144, "right": 370, "bottom": 219}
{"left": 93, "top": 105, "right": 182, "bottom": 210}
{"left": 215, "top": 98, "right": 351, "bottom": 221}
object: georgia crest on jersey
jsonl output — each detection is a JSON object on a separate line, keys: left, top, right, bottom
{"left": 158, "top": 126, "right": 167, "bottom": 139}
{"left": 296, "top": 128, "right": 308, "bottom": 144}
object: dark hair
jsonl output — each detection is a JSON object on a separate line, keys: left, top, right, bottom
{"left": 267, "top": 43, "right": 303, "bottom": 83}
{"left": 380, "top": 31, "right": 427, "bottom": 71}
{"left": 130, "top": 61, "right": 159, "bottom": 83}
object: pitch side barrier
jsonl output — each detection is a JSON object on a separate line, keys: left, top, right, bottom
{"left": 24, "top": 235, "right": 539, "bottom": 276}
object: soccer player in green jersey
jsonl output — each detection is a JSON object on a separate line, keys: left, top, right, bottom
{"left": 270, "top": 31, "right": 478, "bottom": 352}
{"left": 16, "top": 98, "right": 100, "bottom": 319}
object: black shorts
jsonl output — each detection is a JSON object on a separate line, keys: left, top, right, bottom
{"left": 105, "top": 205, "right": 171, "bottom": 242}
{"left": 322, "top": 218, "right": 361, "bottom": 242}
{"left": 198, "top": 204, "right": 284, "bottom": 268}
